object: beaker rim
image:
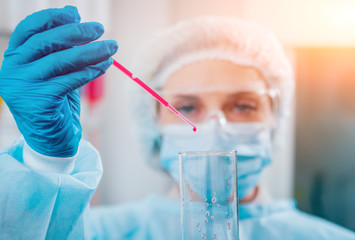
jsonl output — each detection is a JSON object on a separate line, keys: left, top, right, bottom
{"left": 178, "top": 150, "right": 237, "bottom": 156}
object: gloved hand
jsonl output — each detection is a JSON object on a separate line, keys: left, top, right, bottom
{"left": 0, "top": 6, "right": 118, "bottom": 157}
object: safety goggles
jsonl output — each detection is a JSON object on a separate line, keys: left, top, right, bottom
{"left": 157, "top": 86, "right": 279, "bottom": 126}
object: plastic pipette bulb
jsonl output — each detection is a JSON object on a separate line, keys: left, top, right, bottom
{"left": 112, "top": 59, "right": 197, "bottom": 132}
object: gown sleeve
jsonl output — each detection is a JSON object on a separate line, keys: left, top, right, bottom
{"left": 0, "top": 137, "right": 103, "bottom": 240}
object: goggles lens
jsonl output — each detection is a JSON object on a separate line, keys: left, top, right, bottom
{"left": 159, "top": 88, "right": 276, "bottom": 125}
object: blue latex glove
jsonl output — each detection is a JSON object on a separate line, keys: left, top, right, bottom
{"left": 0, "top": 6, "right": 118, "bottom": 157}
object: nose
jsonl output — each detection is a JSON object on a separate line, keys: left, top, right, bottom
{"left": 205, "top": 110, "right": 227, "bottom": 126}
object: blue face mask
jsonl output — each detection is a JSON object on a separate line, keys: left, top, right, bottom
{"left": 159, "top": 121, "right": 273, "bottom": 200}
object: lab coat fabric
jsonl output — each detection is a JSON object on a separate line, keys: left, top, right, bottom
{"left": 0, "top": 138, "right": 102, "bottom": 240}
{"left": 1, "top": 138, "right": 354, "bottom": 240}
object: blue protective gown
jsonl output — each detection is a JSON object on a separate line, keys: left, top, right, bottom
{"left": 1, "top": 138, "right": 354, "bottom": 240}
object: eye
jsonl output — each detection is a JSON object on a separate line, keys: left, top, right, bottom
{"left": 233, "top": 100, "right": 257, "bottom": 113}
{"left": 176, "top": 104, "right": 197, "bottom": 115}
{"left": 224, "top": 92, "right": 273, "bottom": 122}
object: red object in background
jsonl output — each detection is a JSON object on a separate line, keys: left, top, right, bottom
{"left": 85, "top": 74, "right": 105, "bottom": 107}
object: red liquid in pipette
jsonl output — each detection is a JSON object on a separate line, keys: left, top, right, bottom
{"left": 112, "top": 59, "right": 197, "bottom": 132}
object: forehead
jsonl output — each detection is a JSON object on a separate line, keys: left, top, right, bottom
{"left": 162, "top": 60, "right": 268, "bottom": 91}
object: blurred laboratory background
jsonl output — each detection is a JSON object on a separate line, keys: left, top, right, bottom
{"left": 0, "top": 0, "right": 354, "bottom": 231}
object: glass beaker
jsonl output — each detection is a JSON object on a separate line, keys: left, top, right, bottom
{"left": 179, "top": 151, "right": 239, "bottom": 240}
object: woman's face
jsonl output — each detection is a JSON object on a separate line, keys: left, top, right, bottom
{"left": 158, "top": 60, "right": 273, "bottom": 125}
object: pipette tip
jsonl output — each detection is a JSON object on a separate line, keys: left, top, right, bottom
{"left": 193, "top": 127, "right": 197, "bottom": 132}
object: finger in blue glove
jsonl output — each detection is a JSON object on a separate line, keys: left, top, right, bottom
{"left": 0, "top": 6, "right": 118, "bottom": 157}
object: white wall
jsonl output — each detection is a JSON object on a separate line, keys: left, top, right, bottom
{"left": 98, "top": 0, "right": 175, "bottom": 204}
{"left": 242, "top": 0, "right": 355, "bottom": 46}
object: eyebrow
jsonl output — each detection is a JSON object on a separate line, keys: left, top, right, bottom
{"left": 171, "top": 95, "right": 200, "bottom": 101}
{"left": 226, "top": 91, "right": 260, "bottom": 99}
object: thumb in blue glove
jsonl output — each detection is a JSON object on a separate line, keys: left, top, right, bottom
{"left": 0, "top": 6, "right": 118, "bottom": 157}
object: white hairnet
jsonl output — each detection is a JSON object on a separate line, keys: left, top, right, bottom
{"left": 128, "top": 16, "right": 294, "bottom": 167}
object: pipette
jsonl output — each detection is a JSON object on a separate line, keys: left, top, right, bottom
{"left": 112, "top": 59, "right": 197, "bottom": 132}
